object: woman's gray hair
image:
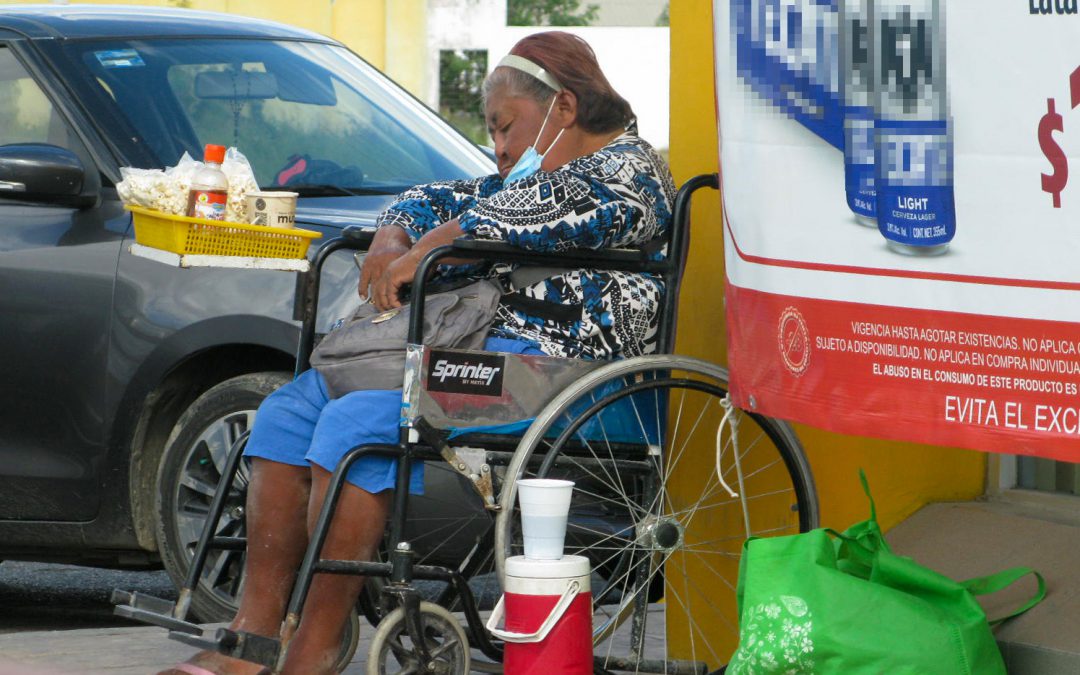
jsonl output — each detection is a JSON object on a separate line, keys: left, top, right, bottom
{"left": 480, "top": 33, "right": 635, "bottom": 134}
{"left": 482, "top": 67, "right": 558, "bottom": 108}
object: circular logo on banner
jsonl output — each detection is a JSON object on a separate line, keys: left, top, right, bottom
{"left": 778, "top": 307, "right": 810, "bottom": 376}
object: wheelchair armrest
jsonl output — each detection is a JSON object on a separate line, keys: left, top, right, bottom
{"left": 407, "top": 238, "right": 669, "bottom": 344}
{"left": 449, "top": 238, "right": 666, "bottom": 275}
{"left": 341, "top": 225, "right": 376, "bottom": 248}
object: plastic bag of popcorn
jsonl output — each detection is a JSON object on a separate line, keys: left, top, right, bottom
{"left": 119, "top": 148, "right": 259, "bottom": 222}
{"left": 221, "top": 147, "right": 259, "bottom": 223}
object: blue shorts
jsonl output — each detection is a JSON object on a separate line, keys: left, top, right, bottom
{"left": 244, "top": 337, "right": 544, "bottom": 494}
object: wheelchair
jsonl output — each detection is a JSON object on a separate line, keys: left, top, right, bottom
{"left": 114, "top": 173, "right": 819, "bottom": 674}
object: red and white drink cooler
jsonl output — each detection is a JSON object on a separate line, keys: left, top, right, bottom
{"left": 487, "top": 555, "right": 592, "bottom": 675}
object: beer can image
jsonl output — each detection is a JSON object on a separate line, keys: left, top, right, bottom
{"left": 870, "top": 0, "right": 955, "bottom": 255}
{"left": 730, "top": 0, "right": 845, "bottom": 151}
{"left": 841, "top": 0, "right": 877, "bottom": 226}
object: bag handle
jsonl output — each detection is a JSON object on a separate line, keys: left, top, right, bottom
{"left": 486, "top": 580, "right": 580, "bottom": 643}
{"left": 859, "top": 468, "right": 876, "bottom": 522}
{"left": 961, "top": 567, "right": 1046, "bottom": 625}
{"left": 822, "top": 469, "right": 880, "bottom": 547}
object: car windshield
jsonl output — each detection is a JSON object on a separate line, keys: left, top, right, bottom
{"left": 62, "top": 38, "right": 491, "bottom": 194}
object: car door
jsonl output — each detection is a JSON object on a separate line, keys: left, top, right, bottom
{"left": 0, "top": 41, "right": 126, "bottom": 521}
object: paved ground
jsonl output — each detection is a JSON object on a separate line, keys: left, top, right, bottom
{"left": 0, "top": 562, "right": 175, "bottom": 635}
{"left": 0, "top": 606, "right": 666, "bottom": 675}
{"left": 886, "top": 498, "right": 1080, "bottom": 675}
{"left": 1, "top": 498, "right": 1076, "bottom": 674}
{"left": 0, "top": 622, "right": 401, "bottom": 675}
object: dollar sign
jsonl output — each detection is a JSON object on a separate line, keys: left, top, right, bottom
{"left": 1039, "top": 98, "right": 1068, "bottom": 208}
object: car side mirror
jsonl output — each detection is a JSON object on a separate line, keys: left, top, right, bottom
{"left": 0, "top": 143, "right": 97, "bottom": 208}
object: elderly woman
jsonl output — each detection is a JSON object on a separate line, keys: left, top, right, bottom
{"left": 164, "top": 31, "right": 674, "bottom": 675}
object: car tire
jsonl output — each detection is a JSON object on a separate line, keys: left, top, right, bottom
{"left": 155, "top": 371, "right": 291, "bottom": 623}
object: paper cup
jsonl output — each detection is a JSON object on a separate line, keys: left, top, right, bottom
{"left": 246, "top": 190, "right": 298, "bottom": 228}
{"left": 517, "top": 478, "right": 574, "bottom": 560}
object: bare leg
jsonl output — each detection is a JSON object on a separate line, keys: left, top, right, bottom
{"left": 158, "top": 458, "right": 310, "bottom": 675}
{"left": 235, "top": 458, "right": 313, "bottom": 630}
{"left": 278, "top": 465, "right": 391, "bottom": 675}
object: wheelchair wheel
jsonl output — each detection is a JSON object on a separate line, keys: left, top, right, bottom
{"left": 494, "top": 355, "right": 818, "bottom": 673}
{"left": 334, "top": 607, "right": 362, "bottom": 673}
{"left": 366, "top": 601, "right": 470, "bottom": 675}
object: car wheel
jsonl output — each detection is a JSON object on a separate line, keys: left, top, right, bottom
{"left": 155, "top": 371, "right": 291, "bottom": 623}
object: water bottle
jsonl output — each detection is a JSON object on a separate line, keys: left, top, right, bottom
{"left": 186, "top": 144, "right": 229, "bottom": 221}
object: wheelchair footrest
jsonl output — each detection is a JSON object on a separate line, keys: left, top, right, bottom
{"left": 111, "top": 589, "right": 201, "bottom": 634}
{"left": 169, "top": 627, "right": 280, "bottom": 669}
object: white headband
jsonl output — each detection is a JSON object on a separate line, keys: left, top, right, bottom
{"left": 496, "top": 54, "right": 564, "bottom": 92}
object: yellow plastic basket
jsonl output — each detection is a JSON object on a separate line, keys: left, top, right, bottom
{"left": 127, "top": 205, "right": 321, "bottom": 259}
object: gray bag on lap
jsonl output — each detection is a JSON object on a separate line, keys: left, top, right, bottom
{"left": 310, "top": 280, "right": 502, "bottom": 399}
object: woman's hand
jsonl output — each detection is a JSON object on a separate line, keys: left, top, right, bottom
{"left": 371, "top": 250, "right": 420, "bottom": 311}
{"left": 359, "top": 248, "right": 408, "bottom": 301}
{"left": 359, "top": 226, "right": 412, "bottom": 301}
{"left": 368, "top": 219, "right": 469, "bottom": 310}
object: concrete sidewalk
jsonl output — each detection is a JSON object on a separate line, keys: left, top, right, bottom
{"left": 0, "top": 605, "right": 665, "bottom": 674}
{"left": 0, "top": 619, "right": 445, "bottom": 675}
{"left": 0, "top": 498, "right": 1076, "bottom": 674}
{"left": 886, "top": 498, "right": 1080, "bottom": 675}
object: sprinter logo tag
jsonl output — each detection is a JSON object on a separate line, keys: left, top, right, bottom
{"left": 426, "top": 351, "right": 505, "bottom": 396}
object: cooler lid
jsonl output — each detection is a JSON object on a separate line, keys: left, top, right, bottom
{"left": 505, "top": 554, "right": 591, "bottom": 579}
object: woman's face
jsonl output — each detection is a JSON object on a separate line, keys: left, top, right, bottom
{"left": 484, "top": 88, "right": 554, "bottom": 179}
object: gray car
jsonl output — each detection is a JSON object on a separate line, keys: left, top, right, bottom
{"left": 0, "top": 5, "right": 495, "bottom": 620}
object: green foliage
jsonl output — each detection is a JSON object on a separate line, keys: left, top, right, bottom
{"left": 507, "top": 0, "right": 599, "bottom": 26}
{"left": 656, "top": 2, "right": 670, "bottom": 26}
{"left": 438, "top": 50, "right": 490, "bottom": 146}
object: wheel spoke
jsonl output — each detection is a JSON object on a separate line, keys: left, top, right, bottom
{"left": 664, "top": 579, "right": 728, "bottom": 667}
{"left": 571, "top": 430, "right": 639, "bottom": 519}
{"left": 498, "top": 360, "right": 816, "bottom": 671}
{"left": 179, "top": 468, "right": 218, "bottom": 500}
{"left": 427, "top": 637, "right": 462, "bottom": 660}
{"left": 203, "top": 421, "right": 236, "bottom": 476}
{"left": 387, "top": 636, "right": 415, "bottom": 663}
{"left": 202, "top": 548, "right": 233, "bottom": 589}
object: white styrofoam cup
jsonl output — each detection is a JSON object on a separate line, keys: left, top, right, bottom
{"left": 517, "top": 478, "right": 574, "bottom": 560}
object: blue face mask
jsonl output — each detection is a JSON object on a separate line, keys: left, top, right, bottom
{"left": 504, "top": 95, "right": 565, "bottom": 185}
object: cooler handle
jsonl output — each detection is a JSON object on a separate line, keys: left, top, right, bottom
{"left": 485, "top": 580, "right": 580, "bottom": 643}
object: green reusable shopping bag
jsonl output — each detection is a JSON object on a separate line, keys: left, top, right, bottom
{"left": 727, "top": 472, "right": 1045, "bottom": 675}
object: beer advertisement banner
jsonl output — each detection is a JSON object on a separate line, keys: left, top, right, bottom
{"left": 713, "top": 1, "right": 1080, "bottom": 461}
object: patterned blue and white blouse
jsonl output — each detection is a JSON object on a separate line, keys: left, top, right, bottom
{"left": 376, "top": 132, "right": 676, "bottom": 360}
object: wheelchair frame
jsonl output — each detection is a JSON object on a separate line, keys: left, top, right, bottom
{"left": 113, "top": 173, "right": 818, "bottom": 674}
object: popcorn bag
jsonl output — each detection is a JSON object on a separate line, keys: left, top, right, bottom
{"left": 222, "top": 147, "right": 259, "bottom": 223}
{"left": 117, "top": 147, "right": 259, "bottom": 223}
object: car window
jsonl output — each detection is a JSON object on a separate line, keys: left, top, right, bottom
{"left": 0, "top": 47, "right": 59, "bottom": 146}
{"left": 64, "top": 39, "right": 493, "bottom": 193}
{"left": 165, "top": 61, "right": 432, "bottom": 189}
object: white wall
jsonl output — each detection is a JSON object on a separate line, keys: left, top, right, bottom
{"left": 425, "top": 0, "right": 505, "bottom": 107}
{"left": 424, "top": 4, "right": 671, "bottom": 151}
{"left": 591, "top": 0, "right": 669, "bottom": 26}
{"left": 487, "top": 26, "right": 670, "bottom": 150}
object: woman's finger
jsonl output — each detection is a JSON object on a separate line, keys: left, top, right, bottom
{"left": 361, "top": 251, "right": 392, "bottom": 302}
{"left": 372, "top": 273, "right": 389, "bottom": 311}
{"left": 358, "top": 265, "right": 371, "bottom": 299}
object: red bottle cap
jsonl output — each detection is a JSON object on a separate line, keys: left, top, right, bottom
{"left": 203, "top": 144, "right": 226, "bottom": 164}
